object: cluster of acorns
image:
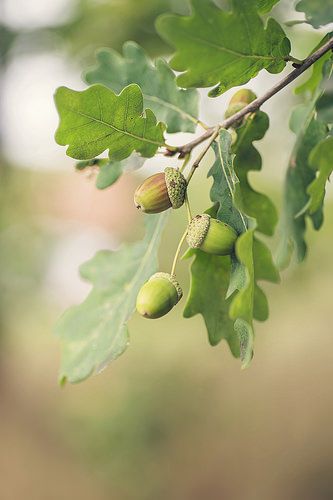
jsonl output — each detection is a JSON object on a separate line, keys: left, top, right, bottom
{"left": 134, "top": 167, "right": 238, "bottom": 319}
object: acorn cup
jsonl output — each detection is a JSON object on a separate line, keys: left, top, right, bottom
{"left": 134, "top": 167, "right": 187, "bottom": 214}
{"left": 224, "top": 89, "right": 257, "bottom": 127}
{"left": 186, "top": 214, "right": 237, "bottom": 256}
{"left": 136, "top": 272, "right": 183, "bottom": 319}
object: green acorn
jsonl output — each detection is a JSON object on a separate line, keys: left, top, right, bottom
{"left": 225, "top": 89, "right": 257, "bottom": 127}
{"left": 134, "top": 167, "right": 187, "bottom": 214}
{"left": 186, "top": 214, "right": 237, "bottom": 256}
{"left": 136, "top": 272, "right": 183, "bottom": 319}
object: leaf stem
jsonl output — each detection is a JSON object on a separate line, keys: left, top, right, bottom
{"left": 171, "top": 229, "right": 188, "bottom": 276}
{"left": 166, "top": 36, "right": 333, "bottom": 158}
{"left": 179, "top": 153, "right": 191, "bottom": 173}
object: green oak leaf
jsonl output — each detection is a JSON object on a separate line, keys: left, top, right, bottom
{"left": 307, "top": 137, "right": 333, "bottom": 213}
{"left": 76, "top": 154, "right": 145, "bottom": 190}
{"left": 205, "top": 129, "right": 278, "bottom": 366}
{"left": 277, "top": 56, "right": 332, "bottom": 268}
{"left": 295, "top": 35, "right": 332, "bottom": 96}
{"left": 232, "top": 110, "right": 278, "bottom": 236}
{"left": 54, "top": 83, "right": 165, "bottom": 161}
{"left": 183, "top": 248, "right": 240, "bottom": 356}
{"left": 85, "top": 41, "right": 199, "bottom": 134}
{"left": 209, "top": 130, "right": 247, "bottom": 234}
{"left": 295, "top": 0, "right": 333, "bottom": 28}
{"left": 156, "top": 0, "right": 290, "bottom": 96}
{"left": 255, "top": 0, "right": 279, "bottom": 13}
{"left": 55, "top": 213, "right": 168, "bottom": 384}
{"left": 95, "top": 161, "right": 123, "bottom": 189}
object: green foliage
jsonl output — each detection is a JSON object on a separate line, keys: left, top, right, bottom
{"left": 307, "top": 137, "right": 333, "bottom": 213}
{"left": 85, "top": 41, "right": 199, "bottom": 133}
{"left": 52, "top": 0, "right": 333, "bottom": 381}
{"left": 55, "top": 213, "right": 168, "bottom": 383}
{"left": 185, "top": 128, "right": 278, "bottom": 366}
{"left": 296, "top": 0, "right": 333, "bottom": 28}
{"left": 278, "top": 55, "right": 333, "bottom": 267}
{"left": 156, "top": 0, "right": 290, "bottom": 96}
{"left": 232, "top": 111, "right": 277, "bottom": 236}
{"left": 183, "top": 248, "right": 240, "bottom": 355}
{"left": 255, "top": 0, "right": 279, "bottom": 13}
{"left": 55, "top": 84, "right": 165, "bottom": 161}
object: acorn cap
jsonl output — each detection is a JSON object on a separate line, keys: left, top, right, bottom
{"left": 186, "top": 214, "right": 237, "bottom": 256}
{"left": 164, "top": 167, "right": 187, "bottom": 209}
{"left": 136, "top": 272, "right": 182, "bottom": 319}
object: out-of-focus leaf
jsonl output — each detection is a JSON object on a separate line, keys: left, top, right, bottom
{"left": 295, "top": 0, "right": 333, "bottom": 28}
{"left": 255, "top": 0, "right": 279, "bottom": 13}
{"left": 54, "top": 83, "right": 165, "bottom": 161}
{"left": 307, "top": 137, "right": 333, "bottom": 213}
{"left": 156, "top": 0, "right": 290, "bottom": 96}
{"left": 55, "top": 213, "right": 168, "bottom": 384}
{"left": 295, "top": 35, "right": 332, "bottom": 96}
{"left": 85, "top": 42, "right": 199, "bottom": 134}
{"left": 96, "top": 161, "right": 123, "bottom": 189}
{"left": 277, "top": 56, "right": 333, "bottom": 268}
{"left": 232, "top": 110, "right": 278, "bottom": 236}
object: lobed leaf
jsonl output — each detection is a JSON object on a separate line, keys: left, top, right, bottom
{"left": 232, "top": 111, "right": 278, "bottom": 236}
{"left": 156, "top": 0, "right": 290, "bottom": 96}
{"left": 307, "top": 137, "right": 333, "bottom": 214}
{"left": 54, "top": 83, "right": 165, "bottom": 161}
{"left": 183, "top": 248, "right": 240, "bottom": 356}
{"left": 295, "top": 0, "right": 333, "bottom": 28}
{"left": 185, "top": 127, "right": 278, "bottom": 366}
{"left": 277, "top": 54, "right": 332, "bottom": 268}
{"left": 85, "top": 41, "right": 199, "bottom": 133}
{"left": 55, "top": 213, "right": 168, "bottom": 383}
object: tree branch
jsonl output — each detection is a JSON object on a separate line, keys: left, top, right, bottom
{"left": 167, "top": 36, "right": 333, "bottom": 158}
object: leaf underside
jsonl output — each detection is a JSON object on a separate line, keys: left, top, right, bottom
{"left": 55, "top": 83, "right": 165, "bottom": 161}
{"left": 277, "top": 51, "right": 333, "bottom": 268}
{"left": 296, "top": 0, "right": 333, "bottom": 28}
{"left": 156, "top": 0, "right": 290, "bottom": 96}
{"left": 85, "top": 41, "right": 199, "bottom": 133}
{"left": 55, "top": 213, "right": 168, "bottom": 383}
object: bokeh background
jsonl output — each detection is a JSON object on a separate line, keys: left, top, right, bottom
{"left": 1, "top": 1, "right": 333, "bottom": 499}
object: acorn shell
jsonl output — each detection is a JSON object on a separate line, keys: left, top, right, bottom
{"left": 134, "top": 172, "right": 172, "bottom": 214}
{"left": 136, "top": 272, "right": 182, "bottom": 319}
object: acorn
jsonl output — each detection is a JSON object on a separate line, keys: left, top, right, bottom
{"left": 186, "top": 214, "right": 237, "bottom": 256}
{"left": 136, "top": 272, "right": 183, "bottom": 319}
{"left": 224, "top": 89, "right": 257, "bottom": 127}
{"left": 134, "top": 167, "right": 187, "bottom": 214}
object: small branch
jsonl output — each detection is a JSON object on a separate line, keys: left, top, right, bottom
{"left": 166, "top": 36, "right": 333, "bottom": 158}
{"left": 186, "top": 126, "right": 220, "bottom": 183}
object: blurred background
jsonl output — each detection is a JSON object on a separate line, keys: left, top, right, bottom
{"left": 1, "top": 0, "right": 333, "bottom": 499}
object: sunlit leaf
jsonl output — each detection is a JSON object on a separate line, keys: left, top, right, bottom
{"left": 55, "top": 213, "right": 168, "bottom": 383}
{"left": 156, "top": 0, "right": 290, "bottom": 96}
{"left": 85, "top": 41, "right": 199, "bottom": 133}
{"left": 55, "top": 83, "right": 165, "bottom": 161}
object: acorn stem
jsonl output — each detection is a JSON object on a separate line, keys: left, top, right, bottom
{"left": 170, "top": 228, "right": 188, "bottom": 276}
{"left": 185, "top": 194, "right": 192, "bottom": 223}
{"left": 179, "top": 153, "right": 191, "bottom": 173}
